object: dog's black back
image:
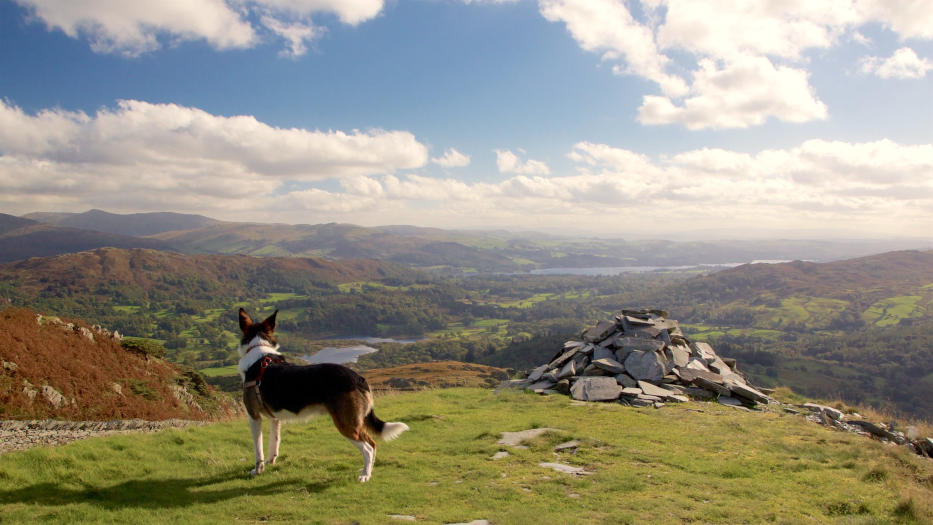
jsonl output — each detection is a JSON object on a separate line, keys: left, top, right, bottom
{"left": 251, "top": 362, "right": 371, "bottom": 415}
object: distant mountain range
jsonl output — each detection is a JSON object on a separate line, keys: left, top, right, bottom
{"left": 0, "top": 213, "right": 171, "bottom": 263}
{"left": 8, "top": 209, "right": 933, "bottom": 270}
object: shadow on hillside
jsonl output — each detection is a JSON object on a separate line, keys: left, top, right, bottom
{"left": 0, "top": 467, "right": 336, "bottom": 509}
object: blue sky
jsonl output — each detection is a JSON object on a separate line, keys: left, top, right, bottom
{"left": 1, "top": 0, "right": 932, "bottom": 238}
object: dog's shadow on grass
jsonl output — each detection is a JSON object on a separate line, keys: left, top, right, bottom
{"left": 0, "top": 466, "right": 341, "bottom": 510}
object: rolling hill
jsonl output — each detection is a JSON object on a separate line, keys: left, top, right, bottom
{"left": 22, "top": 209, "right": 220, "bottom": 237}
{"left": 0, "top": 214, "right": 172, "bottom": 263}
{"left": 19, "top": 209, "right": 932, "bottom": 272}
{"left": 635, "top": 250, "right": 933, "bottom": 418}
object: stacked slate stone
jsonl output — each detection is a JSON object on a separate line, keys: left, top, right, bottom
{"left": 514, "top": 309, "right": 772, "bottom": 408}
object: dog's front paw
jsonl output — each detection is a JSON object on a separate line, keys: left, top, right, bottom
{"left": 357, "top": 473, "right": 371, "bottom": 483}
{"left": 268, "top": 455, "right": 278, "bottom": 466}
{"left": 250, "top": 461, "right": 265, "bottom": 477}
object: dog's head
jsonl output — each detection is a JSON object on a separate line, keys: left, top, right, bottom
{"left": 238, "top": 308, "right": 278, "bottom": 348}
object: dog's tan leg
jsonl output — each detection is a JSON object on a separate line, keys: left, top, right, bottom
{"left": 329, "top": 397, "right": 378, "bottom": 482}
{"left": 268, "top": 418, "right": 281, "bottom": 465}
{"left": 249, "top": 416, "right": 265, "bottom": 476}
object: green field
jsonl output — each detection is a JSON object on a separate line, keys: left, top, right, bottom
{"left": 863, "top": 295, "right": 926, "bottom": 327}
{"left": 1, "top": 389, "right": 930, "bottom": 524}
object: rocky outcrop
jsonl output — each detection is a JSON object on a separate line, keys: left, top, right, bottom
{"left": 501, "top": 309, "right": 773, "bottom": 409}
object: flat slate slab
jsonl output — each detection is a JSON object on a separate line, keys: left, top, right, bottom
{"left": 539, "top": 462, "right": 591, "bottom": 476}
{"left": 498, "top": 428, "right": 560, "bottom": 447}
{"left": 570, "top": 376, "right": 621, "bottom": 402}
{"left": 624, "top": 350, "right": 668, "bottom": 382}
{"left": 592, "top": 357, "right": 626, "bottom": 374}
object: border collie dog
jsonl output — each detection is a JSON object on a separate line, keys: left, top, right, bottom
{"left": 237, "top": 308, "right": 408, "bottom": 482}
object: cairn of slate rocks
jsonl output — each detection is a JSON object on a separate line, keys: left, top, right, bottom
{"left": 501, "top": 309, "right": 772, "bottom": 409}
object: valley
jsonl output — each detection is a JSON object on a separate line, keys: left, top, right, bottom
{"left": 2, "top": 210, "right": 933, "bottom": 420}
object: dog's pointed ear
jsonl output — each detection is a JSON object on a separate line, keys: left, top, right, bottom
{"left": 261, "top": 310, "right": 278, "bottom": 333}
{"left": 238, "top": 308, "right": 253, "bottom": 333}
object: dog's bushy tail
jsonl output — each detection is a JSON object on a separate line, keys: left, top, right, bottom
{"left": 365, "top": 410, "right": 409, "bottom": 441}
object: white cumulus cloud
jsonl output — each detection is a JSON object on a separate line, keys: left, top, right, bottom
{"left": 12, "top": 0, "right": 383, "bottom": 57}
{"left": 860, "top": 47, "right": 933, "bottom": 79}
{"left": 495, "top": 149, "right": 550, "bottom": 175}
{"left": 538, "top": 0, "right": 933, "bottom": 130}
{"left": 0, "top": 99, "right": 427, "bottom": 216}
{"left": 638, "top": 56, "right": 828, "bottom": 129}
{"left": 431, "top": 148, "right": 472, "bottom": 168}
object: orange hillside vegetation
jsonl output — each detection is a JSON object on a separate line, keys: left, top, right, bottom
{"left": 0, "top": 307, "right": 234, "bottom": 420}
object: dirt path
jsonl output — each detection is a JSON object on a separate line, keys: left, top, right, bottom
{"left": 0, "top": 419, "right": 204, "bottom": 454}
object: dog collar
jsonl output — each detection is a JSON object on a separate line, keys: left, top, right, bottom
{"left": 244, "top": 339, "right": 276, "bottom": 355}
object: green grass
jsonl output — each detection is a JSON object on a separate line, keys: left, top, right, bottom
{"left": 1, "top": 389, "right": 930, "bottom": 524}
{"left": 863, "top": 295, "right": 926, "bottom": 327}
{"left": 198, "top": 365, "right": 239, "bottom": 378}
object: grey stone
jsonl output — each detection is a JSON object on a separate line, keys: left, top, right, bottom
{"left": 554, "top": 440, "right": 581, "bottom": 452}
{"left": 548, "top": 348, "right": 578, "bottom": 369}
{"left": 683, "top": 358, "right": 711, "bottom": 372}
{"left": 637, "top": 380, "right": 678, "bottom": 399}
{"left": 527, "top": 380, "right": 557, "bottom": 391}
{"left": 555, "top": 379, "right": 571, "bottom": 395}
{"left": 527, "top": 365, "right": 548, "bottom": 382}
{"left": 615, "top": 373, "right": 637, "bottom": 388}
{"left": 542, "top": 370, "right": 559, "bottom": 383}
{"left": 539, "top": 462, "right": 591, "bottom": 476}
{"left": 563, "top": 340, "right": 585, "bottom": 351}
{"left": 614, "top": 336, "right": 665, "bottom": 352}
{"left": 582, "top": 364, "right": 612, "bottom": 376}
{"left": 498, "top": 428, "right": 560, "bottom": 447}
{"left": 666, "top": 395, "right": 689, "bottom": 403}
{"left": 623, "top": 350, "right": 668, "bottom": 382}
{"left": 661, "top": 374, "right": 679, "bottom": 384}
{"left": 680, "top": 386, "right": 717, "bottom": 400}
{"left": 691, "top": 341, "right": 718, "bottom": 362}
{"left": 593, "top": 346, "right": 616, "bottom": 362}
{"left": 620, "top": 387, "right": 643, "bottom": 396}
{"left": 579, "top": 343, "right": 596, "bottom": 355}
{"left": 718, "top": 396, "right": 747, "bottom": 408}
{"left": 708, "top": 357, "right": 732, "bottom": 375}
{"left": 583, "top": 319, "right": 617, "bottom": 343}
{"left": 623, "top": 397, "right": 654, "bottom": 408}
{"left": 557, "top": 359, "right": 577, "bottom": 380}
{"left": 728, "top": 383, "right": 771, "bottom": 405}
{"left": 42, "top": 386, "right": 66, "bottom": 409}
{"left": 693, "top": 377, "right": 731, "bottom": 396}
{"left": 637, "top": 393, "right": 662, "bottom": 402}
{"left": 848, "top": 420, "right": 898, "bottom": 441}
{"left": 622, "top": 314, "right": 656, "bottom": 326}
{"left": 570, "top": 377, "right": 621, "bottom": 402}
{"left": 490, "top": 451, "right": 510, "bottom": 460}
{"left": 592, "top": 358, "right": 626, "bottom": 374}
{"left": 671, "top": 345, "right": 690, "bottom": 368}
{"left": 675, "top": 368, "right": 724, "bottom": 385}
{"left": 629, "top": 326, "right": 663, "bottom": 339}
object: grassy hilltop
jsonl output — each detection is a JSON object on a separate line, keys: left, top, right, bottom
{"left": 1, "top": 388, "right": 931, "bottom": 524}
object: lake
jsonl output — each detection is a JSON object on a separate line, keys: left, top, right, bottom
{"left": 302, "top": 345, "right": 379, "bottom": 365}
{"left": 301, "top": 336, "right": 423, "bottom": 365}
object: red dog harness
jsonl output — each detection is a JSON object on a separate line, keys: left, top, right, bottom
{"left": 243, "top": 354, "right": 286, "bottom": 419}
